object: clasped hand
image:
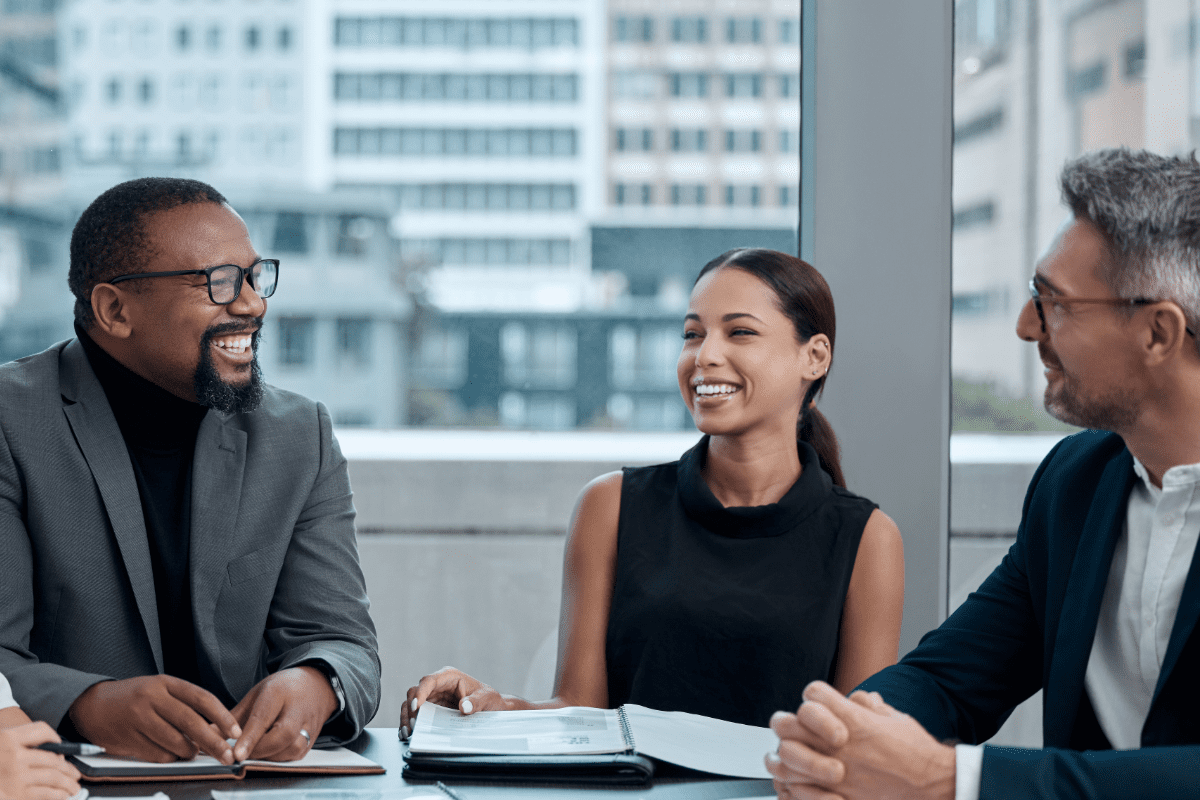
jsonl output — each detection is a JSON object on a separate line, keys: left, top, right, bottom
{"left": 765, "top": 681, "right": 957, "bottom": 800}
{"left": 68, "top": 666, "right": 337, "bottom": 764}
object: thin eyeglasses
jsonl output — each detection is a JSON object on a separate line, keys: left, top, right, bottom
{"left": 1028, "top": 276, "right": 1195, "bottom": 337}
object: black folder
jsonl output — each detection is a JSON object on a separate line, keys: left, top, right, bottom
{"left": 401, "top": 750, "right": 656, "bottom": 786}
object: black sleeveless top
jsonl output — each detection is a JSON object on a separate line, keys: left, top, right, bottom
{"left": 605, "top": 436, "right": 877, "bottom": 727}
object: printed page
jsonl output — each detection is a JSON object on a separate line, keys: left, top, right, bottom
{"left": 244, "top": 746, "right": 381, "bottom": 770}
{"left": 623, "top": 704, "right": 776, "bottom": 779}
{"left": 408, "top": 703, "right": 627, "bottom": 755}
{"left": 72, "top": 753, "right": 233, "bottom": 774}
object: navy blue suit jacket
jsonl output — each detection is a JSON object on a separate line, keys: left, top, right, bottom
{"left": 862, "top": 430, "right": 1200, "bottom": 799}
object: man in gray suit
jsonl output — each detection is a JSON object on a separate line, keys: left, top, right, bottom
{"left": 0, "top": 178, "right": 380, "bottom": 766}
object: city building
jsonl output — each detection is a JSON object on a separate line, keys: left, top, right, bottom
{"left": 0, "top": 0, "right": 63, "bottom": 208}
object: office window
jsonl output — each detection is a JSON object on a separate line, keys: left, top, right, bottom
{"left": 726, "top": 17, "right": 762, "bottom": 43}
{"left": 725, "top": 185, "right": 761, "bottom": 207}
{"left": 779, "top": 19, "right": 799, "bottom": 44}
{"left": 176, "top": 26, "right": 190, "bottom": 51}
{"left": 780, "top": 130, "right": 797, "bottom": 153}
{"left": 402, "top": 237, "right": 571, "bottom": 266}
{"left": 952, "top": 200, "right": 996, "bottom": 230}
{"left": 607, "top": 394, "right": 687, "bottom": 431}
{"left": 672, "top": 17, "right": 707, "bottom": 43}
{"left": 106, "top": 78, "right": 120, "bottom": 104}
{"left": 614, "top": 16, "right": 654, "bottom": 43}
{"left": 499, "top": 392, "right": 576, "bottom": 430}
{"left": 334, "top": 73, "right": 578, "bottom": 104}
{"left": 612, "top": 70, "right": 659, "bottom": 100}
{"left": 501, "top": 322, "right": 576, "bottom": 389}
{"left": 206, "top": 26, "right": 221, "bottom": 52}
{"left": 779, "top": 186, "right": 796, "bottom": 206}
{"left": 27, "top": 147, "right": 58, "bottom": 173}
{"left": 671, "top": 128, "right": 708, "bottom": 152}
{"left": 954, "top": 107, "right": 1004, "bottom": 145}
{"left": 336, "top": 318, "right": 372, "bottom": 368}
{"left": 278, "top": 27, "right": 293, "bottom": 51}
{"left": 610, "top": 326, "right": 680, "bottom": 389}
{"left": 1124, "top": 40, "right": 1146, "bottom": 80}
{"left": 412, "top": 327, "right": 469, "bottom": 388}
{"left": 671, "top": 184, "right": 707, "bottom": 206}
{"left": 670, "top": 72, "right": 709, "bottom": 98}
{"left": 245, "top": 26, "right": 260, "bottom": 52}
{"left": 278, "top": 317, "right": 315, "bottom": 367}
{"left": 725, "top": 129, "right": 761, "bottom": 152}
{"left": 335, "top": 215, "right": 373, "bottom": 257}
{"left": 779, "top": 74, "right": 799, "bottom": 98}
{"left": 614, "top": 128, "right": 653, "bottom": 152}
{"left": 726, "top": 73, "right": 764, "bottom": 98}
{"left": 138, "top": 78, "right": 154, "bottom": 105}
{"left": 273, "top": 211, "right": 309, "bottom": 253}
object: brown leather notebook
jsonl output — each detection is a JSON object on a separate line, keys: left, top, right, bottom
{"left": 70, "top": 747, "right": 385, "bottom": 783}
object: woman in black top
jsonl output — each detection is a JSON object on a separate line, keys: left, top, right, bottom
{"left": 401, "top": 249, "right": 904, "bottom": 732}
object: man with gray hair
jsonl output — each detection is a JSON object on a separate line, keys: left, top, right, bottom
{"left": 768, "top": 148, "right": 1200, "bottom": 799}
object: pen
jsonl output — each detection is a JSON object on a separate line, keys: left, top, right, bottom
{"left": 435, "top": 781, "right": 465, "bottom": 800}
{"left": 37, "top": 743, "right": 106, "bottom": 756}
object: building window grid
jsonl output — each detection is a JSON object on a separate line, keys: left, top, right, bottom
{"left": 725, "top": 129, "right": 762, "bottom": 152}
{"left": 334, "top": 73, "right": 578, "bottom": 104}
{"left": 726, "top": 17, "right": 763, "bottom": 43}
{"left": 671, "top": 16, "right": 707, "bottom": 43}
{"left": 335, "top": 318, "right": 372, "bottom": 368}
{"left": 501, "top": 322, "right": 577, "bottom": 390}
{"left": 670, "top": 128, "right": 707, "bottom": 152}
{"left": 333, "top": 127, "right": 577, "bottom": 158}
{"left": 278, "top": 316, "right": 315, "bottom": 367}
{"left": 334, "top": 17, "right": 579, "bottom": 50}
{"left": 393, "top": 183, "right": 576, "bottom": 212}
{"left": 614, "top": 15, "right": 654, "bottom": 43}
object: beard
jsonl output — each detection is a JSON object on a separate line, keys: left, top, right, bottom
{"left": 194, "top": 319, "right": 264, "bottom": 414}
{"left": 1040, "top": 344, "right": 1138, "bottom": 431}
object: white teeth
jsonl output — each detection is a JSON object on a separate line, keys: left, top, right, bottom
{"left": 214, "top": 335, "right": 252, "bottom": 354}
{"left": 695, "top": 383, "right": 738, "bottom": 396}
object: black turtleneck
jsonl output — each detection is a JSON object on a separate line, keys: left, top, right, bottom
{"left": 76, "top": 324, "right": 211, "bottom": 687}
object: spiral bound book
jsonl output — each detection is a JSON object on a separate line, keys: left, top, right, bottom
{"left": 403, "top": 703, "right": 775, "bottom": 784}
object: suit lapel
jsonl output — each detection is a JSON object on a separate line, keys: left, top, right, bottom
{"left": 189, "top": 411, "right": 247, "bottom": 669}
{"left": 1042, "top": 449, "right": 1135, "bottom": 745}
{"left": 58, "top": 340, "right": 163, "bottom": 671}
{"left": 1151, "top": 528, "right": 1200, "bottom": 702}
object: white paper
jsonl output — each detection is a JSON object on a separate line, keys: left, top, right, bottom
{"left": 212, "top": 791, "right": 433, "bottom": 800}
{"left": 622, "top": 704, "right": 776, "bottom": 779}
{"left": 73, "top": 746, "right": 376, "bottom": 772}
{"left": 408, "top": 703, "right": 627, "bottom": 755}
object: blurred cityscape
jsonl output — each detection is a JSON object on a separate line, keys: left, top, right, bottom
{"left": 0, "top": 0, "right": 798, "bottom": 430}
{"left": 0, "top": 0, "right": 1187, "bottom": 432}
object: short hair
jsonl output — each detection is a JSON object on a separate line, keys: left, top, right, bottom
{"left": 1060, "top": 148, "right": 1200, "bottom": 345}
{"left": 69, "top": 177, "right": 227, "bottom": 328}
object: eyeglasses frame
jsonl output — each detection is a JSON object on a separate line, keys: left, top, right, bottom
{"left": 108, "top": 259, "right": 280, "bottom": 305}
{"left": 1028, "top": 277, "right": 1195, "bottom": 338}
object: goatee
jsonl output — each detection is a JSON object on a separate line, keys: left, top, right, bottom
{"left": 194, "top": 320, "right": 264, "bottom": 414}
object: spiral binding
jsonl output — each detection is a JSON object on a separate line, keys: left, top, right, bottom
{"left": 616, "top": 706, "right": 636, "bottom": 752}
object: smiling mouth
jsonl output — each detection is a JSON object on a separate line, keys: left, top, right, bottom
{"left": 212, "top": 334, "right": 253, "bottom": 355}
{"left": 693, "top": 380, "right": 742, "bottom": 398}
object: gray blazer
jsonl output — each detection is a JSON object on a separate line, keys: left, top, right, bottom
{"left": 0, "top": 339, "right": 380, "bottom": 740}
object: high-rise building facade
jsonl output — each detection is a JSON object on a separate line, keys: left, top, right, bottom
{"left": 323, "top": 0, "right": 607, "bottom": 313}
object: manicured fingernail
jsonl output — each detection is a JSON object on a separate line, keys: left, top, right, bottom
{"left": 411, "top": 698, "right": 419, "bottom": 712}
{"left": 461, "top": 699, "right": 473, "bottom": 714}
{"left": 400, "top": 726, "right": 409, "bottom": 740}
{"left": 765, "top": 751, "right": 781, "bottom": 766}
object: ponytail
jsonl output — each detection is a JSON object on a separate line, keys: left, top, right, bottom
{"left": 798, "top": 381, "right": 845, "bottom": 488}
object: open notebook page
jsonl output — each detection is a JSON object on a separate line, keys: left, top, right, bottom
{"left": 622, "top": 704, "right": 776, "bottom": 779}
{"left": 409, "top": 704, "right": 628, "bottom": 755}
{"left": 72, "top": 746, "right": 377, "bottom": 772}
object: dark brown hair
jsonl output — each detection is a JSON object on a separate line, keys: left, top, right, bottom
{"left": 695, "top": 248, "right": 845, "bottom": 488}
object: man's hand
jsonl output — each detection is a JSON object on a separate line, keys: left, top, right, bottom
{"left": 230, "top": 667, "right": 337, "bottom": 762}
{"left": 765, "top": 681, "right": 957, "bottom": 800}
{"left": 68, "top": 676, "right": 241, "bottom": 764}
{"left": 0, "top": 722, "right": 82, "bottom": 800}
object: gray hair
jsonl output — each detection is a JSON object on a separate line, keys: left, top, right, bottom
{"left": 1060, "top": 148, "right": 1200, "bottom": 346}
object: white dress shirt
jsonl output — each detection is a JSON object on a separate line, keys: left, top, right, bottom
{"left": 0, "top": 672, "right": 15, "bottom": 710}
{"left": 955, "top": 456, "right": 1200, "bottom": 800}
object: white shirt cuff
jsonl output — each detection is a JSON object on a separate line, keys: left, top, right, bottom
{"left": 954, "top": 744, "right": 984, "bottom": 800}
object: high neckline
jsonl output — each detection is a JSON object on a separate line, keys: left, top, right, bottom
{"left": 676, "top": 435, "right": 834, "bottom": 539}
{"left": 76, "top": 322, "right": 208, "bottom": 448}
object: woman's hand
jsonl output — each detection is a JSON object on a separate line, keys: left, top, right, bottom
{"left": 0, "top": 722, "right": 82, "bottom": 800}
{"left": 400, "top": 667, "right": 509, "bottom": 740}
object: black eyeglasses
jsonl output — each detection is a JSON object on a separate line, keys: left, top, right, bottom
{"left": 1028, "top": 277, "right": 1195, "bottom": 337}
{"left": 109, "top": 259, "right": 279, "bottom": 305}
